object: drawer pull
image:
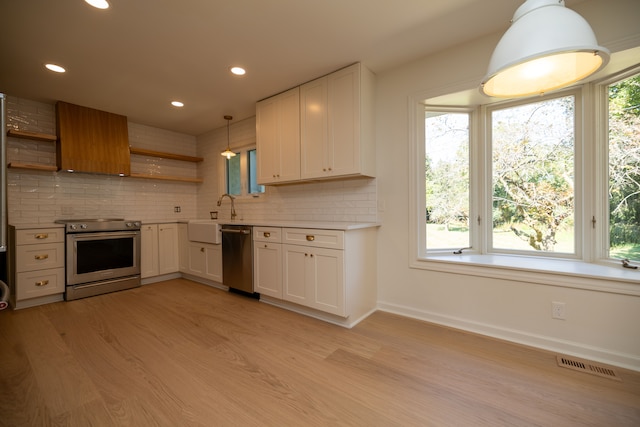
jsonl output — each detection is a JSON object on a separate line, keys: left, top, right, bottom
{"left": 201, "top": 247, "right": 205, "bottom": 252}
{"left": 263, "top": 232, "right": 271, "bottom": 238}
{"left": 34, "top": 254, "right": 49, "bottom": 260}
{"left": 35, "top": 280, "right": 49, "bottom": 287}
{"left": 306, "top": 235, "right": 315, "bottom": 242}
{"left": 35, "top": 233, "right": 49, "bottom": 239}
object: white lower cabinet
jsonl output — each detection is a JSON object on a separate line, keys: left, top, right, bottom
{"left": 187, "top": 242, "right": 222, "bottom": 283}
{"left": 158, "top": 224, "right": 179, "bottom": 275}
{"left": 141, "top": 224, "right": 159, "bottom": 278}
{"left": 253, "top": 227, "right": 283, "bottom": 298}
{"left": 256, "top": 226, "right": 377, "bottom": 323}
{"left": 141, "top": 223, "right": 178, "bottom": 279}
{"left": 283, "top": 243, "right": 345, "bottom": 316}
{"left": 8, "top": 226, "right": 66, "bottom": 308}
{"left": 178, "top": 223, "right": 189, "bottom": 272}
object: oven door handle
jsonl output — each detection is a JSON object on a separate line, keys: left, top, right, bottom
{"left": 69, "top": 231, "right": 140, "bottom": 240}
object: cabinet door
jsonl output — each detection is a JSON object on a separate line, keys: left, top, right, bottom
{"left": 282, "top": 244, "right": 309, "bottom": 305}
{"left": 187, "top": 242, "right": 222, "bottom": 282}
{"left": 300, "top": 77, "right": 328, "bottom": 179}
{"left": 327, "top": 65, "right": 360, "bottom": 177}
{"left": 158, "top": 224, "right": 179, "bottom": 275}
{"left": 254, "top": 242, "right": 282, "bottom": 298}
{"left": 178, "top": 224, "right": 188, "bottom": 273}
{"left": 204, "top": 244, "right": 222, "bottom": 282}
{"left": 307, "top": 247, "right": 345, "bottom": 316}
{"left": 256, "top": 95, "right": 279, "bottom": 184}
{"left": 140, "top": 224, "right": 159, "bottom": 278}
{"left": 256, "top": 87, "right": 300, "bottom": 184}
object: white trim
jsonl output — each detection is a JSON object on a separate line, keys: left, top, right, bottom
{"left": 377, "top": 301, "right": 640, "bottom": 372}
{"left": 410, "top": 254, "right": 640, "bottom": 296}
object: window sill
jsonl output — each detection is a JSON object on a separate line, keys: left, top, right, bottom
{"left": 412, "top": 254, "right": 640, "bottom": 296}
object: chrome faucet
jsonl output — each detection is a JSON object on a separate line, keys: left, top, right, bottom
{"left": 217, "top": 193, "right": 237, "bottom": 220}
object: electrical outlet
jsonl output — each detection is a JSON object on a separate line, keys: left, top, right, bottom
{"left": 552, "top": 301, "right": 566, "bottom": 320}
{"left": 174, "top": 206, "right": 181, "bottom": 213}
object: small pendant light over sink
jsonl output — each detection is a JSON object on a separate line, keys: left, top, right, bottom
{"left": 480, "top": 0, "right": 609, "bottom": 98}
{"left": 221, "top": 115, "right": 236, "bottom": 160}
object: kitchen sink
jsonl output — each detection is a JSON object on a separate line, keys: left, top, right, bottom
{"left": 187, "top": 220, "right": 222, "bottom": 244}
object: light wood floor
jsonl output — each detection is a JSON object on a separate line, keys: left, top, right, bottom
{"left": 1, "top": 279, "right": 639, "bottom": 426}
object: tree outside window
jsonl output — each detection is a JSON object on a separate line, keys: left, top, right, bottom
{"left": 608, "top": 73, "right": 640, "bottom": 262}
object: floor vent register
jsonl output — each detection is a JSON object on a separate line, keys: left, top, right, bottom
{"left": 556, "top": 355, "right": 621, "bottom": 381}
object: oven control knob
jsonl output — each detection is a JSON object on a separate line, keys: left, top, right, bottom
{"left": 126, "top": 222, "right": 133, "bottom": 227}
{"left": 69, "top": 224, "right": 77, "bottom": 230}
{"left": 80, "top": 224, "right": 87, "bottom": 229}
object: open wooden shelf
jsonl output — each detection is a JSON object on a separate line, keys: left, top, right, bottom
{"left": 7, "top": 129, "right": 57, "bottom": 142}
{"left": 8, "top": 162, "right": 58, "bottom": 172}
{"left": 129, "top": 173, "right": 203, "bottom": 183}
{"left": 129, "top": 147, "right": 203, "bottom": 163}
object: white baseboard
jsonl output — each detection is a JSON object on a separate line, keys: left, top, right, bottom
{"left": 376, "top": 301, "right": 640, "bottom": 372}
{"left": 260, "top": 296, "right": 375, "bottom": 329}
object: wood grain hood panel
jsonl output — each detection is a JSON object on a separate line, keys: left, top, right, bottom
{"left": 56, "top": 101, "right": 131, "bottom": 176}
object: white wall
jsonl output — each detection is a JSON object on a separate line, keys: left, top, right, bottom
{"left": 375, "top": 0, "right": 640, "bottom": 371}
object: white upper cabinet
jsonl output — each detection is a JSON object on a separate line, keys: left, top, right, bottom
{"left": 256, "top": 87, "right": 301, "bottom": 185}
{"left": 300, "top": 63, "right": 375, "bottom": 180}
{"left": 256, "top": 63, "right": 375, "bottom": 185}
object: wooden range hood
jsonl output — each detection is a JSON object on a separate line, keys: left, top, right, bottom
{"left": 56, "top": 101, "right": 131, "bottom": 176}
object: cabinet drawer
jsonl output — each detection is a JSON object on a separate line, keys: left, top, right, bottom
{"left": 15, "top": 242, "right": 65, "bottom": 272}
{"left": 253, "top": 227, "right": 282, "bottom": 243}
{"left": 16, "top": 228, "right": 65, "bottom": 245}
{"left": 16, "top": 268, "right": 65, "bottom": 300}
{"left": 282, "top": 228, "right": 344, "bottom": 249}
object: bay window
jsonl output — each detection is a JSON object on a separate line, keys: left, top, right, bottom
{"left": 415, "top": 65, "right": 640, "bottom": 286}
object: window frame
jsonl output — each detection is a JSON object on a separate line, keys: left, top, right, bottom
{"left": 409, "top": 74, "right": 640, "bottom": 295}
{"left": 220, "top": 143, "right": 265, "bottom": 199}
{"left": 483, "top": 89, "right": 584, "bottom": 260}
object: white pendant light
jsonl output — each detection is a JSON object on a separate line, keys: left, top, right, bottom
{"left": 481, "top": 0, "right": 609, "bottom": 98}
{"left": 221, "top": 115, "right": 236, "bottom": 160}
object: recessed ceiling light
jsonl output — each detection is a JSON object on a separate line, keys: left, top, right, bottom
{"left": 85, "top": 0, "right": 110, "bottom": 9}
{"left": 171, "top": 101, "right": 184, "bottom": 107}
{"left": 45, "top": 63, "right": 66, "bottom": 73}
{"left": 230, "top": 67, "right": 246, "bottom": 76}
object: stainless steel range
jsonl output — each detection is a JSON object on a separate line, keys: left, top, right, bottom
{"left": 55, "top": 218, "right": 141, "bottom": 301}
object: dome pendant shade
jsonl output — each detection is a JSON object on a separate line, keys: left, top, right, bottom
{"left": 221, "top": 115, "right": 236, "bottom": 159}
{"left": 480, "top": 0, "right": 609, "bottom": 98}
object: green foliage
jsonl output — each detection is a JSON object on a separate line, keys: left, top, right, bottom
{"left": 609, "top": 75, "right": 640, "bottom": 117}
{"left": 608, "top": 73, "right": 640, "bottom": 256}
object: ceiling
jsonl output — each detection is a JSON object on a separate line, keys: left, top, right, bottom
{"left": 0, "top": 0, "right": 584, "bottom": 136}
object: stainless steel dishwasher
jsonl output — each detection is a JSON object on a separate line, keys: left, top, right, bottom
{"left": 220, "top": 224, "right": 255, "bottom": 295}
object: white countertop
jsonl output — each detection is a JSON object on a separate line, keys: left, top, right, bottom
{"left": 9, "top": 222, "right": 64, "bottom": 230}
{"left": 174, "top": 219, "right": 380, "bottom": 231}
{"left": 11, "top": 220, "right": 380, "bottom": 231}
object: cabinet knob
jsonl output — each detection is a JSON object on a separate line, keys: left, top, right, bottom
{"left": 35, "top": 280, "right": 49, "bottom": 287}
{"left": 264, "top": 232, "right": 270, "bottom": 238}
{"left": 200, "top": 247, "right": 205, "bottom": 252}
{"left": 306, "top": 235, "right": 315, "bottom": 241}
{"left": 34, "top": 254, "right": 49, "bottom": 260}
{"left": 35, "top": 233, "right": 48, "bottom": 239}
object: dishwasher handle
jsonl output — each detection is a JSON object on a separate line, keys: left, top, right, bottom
{"left": 221, "top": 228, "right": 251, "bottom": 235}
